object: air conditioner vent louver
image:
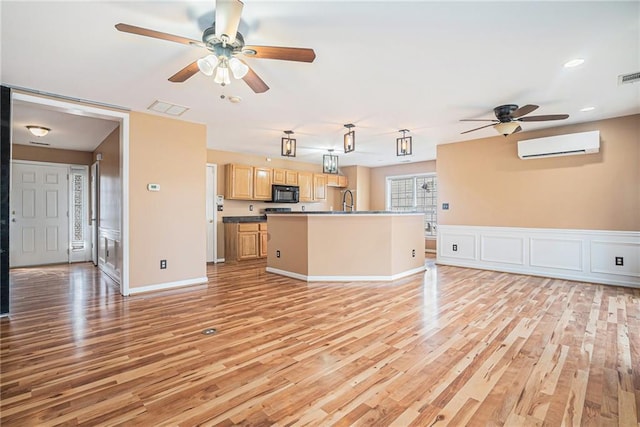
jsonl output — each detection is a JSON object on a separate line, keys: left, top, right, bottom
{"left": 619, "top": 72, "right": 640, "bottom": 85}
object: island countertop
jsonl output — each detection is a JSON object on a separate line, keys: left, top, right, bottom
{"left": 267, "top": 211, "right": 422, "bottom": 215}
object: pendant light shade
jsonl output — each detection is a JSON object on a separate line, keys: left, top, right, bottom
{"left": 396, "top": 129, "right": 412, "bottom": 156}
{"left": 228, "top": 57, "right": 249, "bottom": 79}
{"left": 197, "top": 55, "right": 219, "bottom": 76}
{"left": 281, "top": 130, "right": 296, "bottom": 157}
{"left": 494, "top": 121, "right": 521, "bottom": 136}
{"left": 343, "top": 123, "right": 355, "bottom": 153}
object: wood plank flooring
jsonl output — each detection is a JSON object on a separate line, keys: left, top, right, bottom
{"left": 1, "top": 259, "right": 639, "bottom": 426}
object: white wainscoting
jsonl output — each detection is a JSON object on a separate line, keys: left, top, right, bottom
{"left": 98, "top": 227, "right": 121, "bottom": 287}
{"left": 437, "top": 225, "right": 640, "bottom": 288}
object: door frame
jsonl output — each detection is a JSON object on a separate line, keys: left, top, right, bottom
{"left": 11, "top": 91, "right": 131, "bottom": 296}
{"left": 206, "top": 163, "right": 218, "bottom": 263}
{"left": 90, "top": 161, "right": 99, "bottom": 266}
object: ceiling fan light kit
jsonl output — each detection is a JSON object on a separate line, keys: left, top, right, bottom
{"left": 343, "top": 124, "right": 355, "bottom": 153}
{"left": 281, "top": 130, "right": 296, "bottom": 157}
{"left": 115, "top": 0, "right": 316, "bottom": 93}
{"left": 494, "top": 121, "right": 521, "bottom": 136}
{"left": 396, "top": 129, "right": 412, "bottom": 156}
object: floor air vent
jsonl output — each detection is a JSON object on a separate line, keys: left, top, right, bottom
{"left": 618, "top": 72, "right": 640, "bottom": 85}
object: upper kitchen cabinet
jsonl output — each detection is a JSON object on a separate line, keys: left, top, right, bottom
{"left": 313, "top": 174, "right": 327, "bottom": 201}
{"left": 253, "top": 167, "right": 272, "bottom": 200}
{"left": 327, "top": 174, "right": 348, "bottom": 188}
{"left": 298, "top": 171, "right": 314, "bottom": 202}
{"left": 272, "top": 168, "right": 298, "bottom": 186}
{"left": 225, "top": 164, "right": 253, "bottom": 200}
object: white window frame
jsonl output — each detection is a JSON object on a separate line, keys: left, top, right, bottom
{"left": 385, "top": 172, "right": 437, "bottom": 238}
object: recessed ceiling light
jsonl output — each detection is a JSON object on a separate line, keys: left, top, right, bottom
{"left": 228, "top": 96, "right": 242, "bottom": 104}
{"left": 564, "top": 58, "right": 585, "bottom": 68}
{"left": 580, "top": 106, "right": 596, "bottom": 112}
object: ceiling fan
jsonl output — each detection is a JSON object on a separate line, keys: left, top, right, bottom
{"left": 115, "top": 0, "right": 316, "bottom": 94}
{"left": 460, "top": 104, "right": 569, "bottom": 136}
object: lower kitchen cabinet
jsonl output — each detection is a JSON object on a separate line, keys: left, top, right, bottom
{"left": 224, "top": 222, "right": 268, "bottom": 261}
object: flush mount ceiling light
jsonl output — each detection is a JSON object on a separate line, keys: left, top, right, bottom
{"left": 281, "top": 130, "right": 296, "bottom": 157}
{"left": 343, "top": 124, "right": 355, "bottom": 153}
{"left": 26, "top": 125, "right": 50, "bottom": 137}
{"left": 494, "top": 121, "right": 521, "bottom": 136}
{"left": 396, "top": 129, "right": 412, "bottom": 156}
{"left": 323, "top": 149, "right": 339, "bottom": 174}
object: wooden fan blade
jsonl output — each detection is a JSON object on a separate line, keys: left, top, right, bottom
{"left": 115, "top": 23, "right": 203, "bottom": 47}
{"left": 240, "top": 61, "right": 269, "bottom": 93}
{"left": 461, "top": 123, "right": 496, "bottom": 134}
{"left": 169, "top": 61, "right": 200, "bottom": 82}
{"left": 511, "top": 104, "right": 539, "bottom": 118}
{"left": 513, "top": 125, "right": 523, "bottom": 134}
{"left": 215, "top": 0, "right": 244, "bottom": 44}
{"left": 519, "top": 114, "right": 569, "bottom": 122}
{"left": 243, "top": 45, "right": 316, "bottom": 62}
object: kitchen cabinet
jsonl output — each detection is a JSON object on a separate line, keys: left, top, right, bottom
{"left": 313, "top": 174, "right": 327, "bottom": 201}
{"left": 327, "top": 174, "right": 348, "bottom": 188}
{"left": 224, "top": 222, "right": 268, "bottom": 261}
{"left": 273, "top": 168, "right": 298, "bottom": 185}
{"left": 225, "top": 164, "right": 254, "bottom": 200}
{"left": 254, "top": 167, "right": 272, "bottom": 200}
{"left": 298, "top": 171, "right": 314, "bottom": 202}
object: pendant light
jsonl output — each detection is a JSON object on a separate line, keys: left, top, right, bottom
{"left": 323, "top": 149, "right": 339, "bottom": 174}
{"left": 343, "top": 124, "right": 355, "bottom": 153}
{"left": 281, "top": 130, "right": 296, "bottom": 157}
{"left": 396, "top": 129, "right": 412, "bottom": 156}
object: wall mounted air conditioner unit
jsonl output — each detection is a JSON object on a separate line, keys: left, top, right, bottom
{"left": 517, "top": 130, "right": 600, "bottom": 159}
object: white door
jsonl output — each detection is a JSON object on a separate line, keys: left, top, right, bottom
{"left": 90, "top": 162, "right": 98, "bottom": 266}
{"left": 10, "top": 162, "right": 69, "bottom": 267}
{"left": 206, "top": 164, "right": 217, "bottom": 263}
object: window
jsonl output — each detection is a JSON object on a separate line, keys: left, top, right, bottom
{"left": 386, "top": 174, "right": 437, "bottom": 237}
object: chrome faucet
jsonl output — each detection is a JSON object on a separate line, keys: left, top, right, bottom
{"left": 342, "top": 189, "right": 354, "bottom": 212}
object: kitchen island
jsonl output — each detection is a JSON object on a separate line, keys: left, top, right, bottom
{"left": 266, "top": 211, "right": 425, "bottom": 281}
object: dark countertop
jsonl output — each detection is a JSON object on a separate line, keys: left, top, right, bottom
{"left": 266, "top": 211, "right": 422, "bottom": 215}
{"left": 222, "top": 215, "right": 267, "bottom": 223}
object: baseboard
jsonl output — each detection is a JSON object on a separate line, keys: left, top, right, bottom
{"left": 216, "top": 258, "right": 225, "bottom": 263}
{"left": 127, "top": 276, "right": 208, "bottom": 295}
{"left": 437, "top": 225, "right": 640, "bottom": 288}
{"left": 266, "top": 266, "right": 426, "bottom": 282}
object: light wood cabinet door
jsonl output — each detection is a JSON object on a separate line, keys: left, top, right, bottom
{"left": 259, "top": 231, "right": 268, "bottom": 258}
{"left": 253, "top": 167, "right": 272, "bottom": 200}
{"left": 338, "top": 175, "right": 348, "bottom": 188}
{"left": 298, "top": 171, "right": 313, "bottom": 202}
{"left": 327, "top": 174, "right": 339, "bottom": 187}
{"left": 313, "top": 174, "right": 327, "bottom": 201}
{"left": 225, "top": 164, "right": 253, "bottom": 200}
{"left": 238, "top": 232, "right": 259, "bottom": 260}
{"left": 285, "top": 170, "right": 298, "bottom": 185}
{"left": 272, "top": 168, "right": 286, "bottom": 185}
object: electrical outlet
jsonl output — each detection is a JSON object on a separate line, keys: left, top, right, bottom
{"left": 452, "top": 244, "right": 458, "bottom": 252}
{"left": 249, "top": 204, "right": 254, "bottom": 212}
{"left": 276, "top": 250, "right": 281, "bottom": 258}
{"left": 160, "top": 259, "right": 167, "bottom": 269}
{"left": 615, "top": 256, "right": 624, "bottom": 266}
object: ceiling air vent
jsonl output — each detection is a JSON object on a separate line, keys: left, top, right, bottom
{"left": 29, "top": 141, "right": 51, "bottom": 146}
{"left": 618, "top": 72, "right": 640, "bottom": 85}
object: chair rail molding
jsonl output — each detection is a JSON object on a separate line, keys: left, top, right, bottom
{"left": 437, "top": 225, "right": 640, "bottom": 288}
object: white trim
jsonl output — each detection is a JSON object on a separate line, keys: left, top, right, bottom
{"left": 12, "top": 92, "right": 131, "bottom": 296}
{"left": 206, "top": 163, "right": 218, "bottom": 264}
{"left": 266, "top": 266, "right": 426, "bottom": 282}
{"left": 127, "top": 276, "right": 208, "bottom": 294}
{"left": 216, "top": 258, "right": 226, "bottom": 263}
{"left": 438, "top": 225, "right": 640, "bottom": 288}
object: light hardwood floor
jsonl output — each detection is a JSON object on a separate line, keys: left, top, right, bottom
{"left": 1, "top": 259, "right": 639, "bottom": 426}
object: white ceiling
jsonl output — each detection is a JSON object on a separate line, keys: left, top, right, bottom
{"left": 2, "top": 1, "right": 638, "bottom": 167}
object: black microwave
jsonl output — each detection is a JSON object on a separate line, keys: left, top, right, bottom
{"left": 271, "top": 184, "right": 299, "bottom": 203}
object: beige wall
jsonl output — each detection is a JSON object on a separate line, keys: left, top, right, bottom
{"left": 12, "top": 144, "right": 93, "bottom": 165}
{"left": 129, "top": 112, "right": 207, "bottom": 288}
{"left": 207, "top": 149, "right": 343, "bottom": 258}
{"left": 337, "top": 165, "right": 371, "bottom": 211}
{"left": 93, "top": 127, "right": 120, "bottom": 231}
{"left": 437, "top": 114, "right": 640, "bottom": 231}
{"left": 369, "top": 160, "right": 437, "bottom": 210}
